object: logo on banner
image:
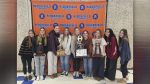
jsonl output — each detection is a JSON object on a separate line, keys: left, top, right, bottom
{"left": 66, "top": 14, "right": 72, "bottom": 20}
{"left": 93, "top": 14, "right": 98, "bottom": 20}
{"left": 39, "top": 13, "right": 45, "bottom": 19}
{"left": 80, "top": 23, "right": 84, "bottom": 29}
{"left": 80, "top": 5, "right": 85, "bottom": 10}
{"left": 52, "top": 4, "right": 58, "bottom": 10}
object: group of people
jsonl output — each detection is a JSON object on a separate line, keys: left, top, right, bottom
{"left": 18, "top": 26, "right": 131, "bottom": 83}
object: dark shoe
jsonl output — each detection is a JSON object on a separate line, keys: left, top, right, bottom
{"left": 28, "top": 75, "right": 32, "bottom": 80}
{"left": 61, "top": 71, "right": 65, "bottom": 75}
{"left": 53, "top": 73, "right": 58, "bottom": 78}
{"left": 24, "top": 76, "right": 28, "bottom": 81}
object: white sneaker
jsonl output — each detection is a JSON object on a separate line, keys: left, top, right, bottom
{"left": 61, "top": 71, "right": 66, "bottom": 75}
{"left": 73, "top": 72, "right": 76, "bottom": 76}
{"left": 40, "top": 76, "right": 43, "bottom": 80}
{"left": 36, "top": 76, "right": 40, "bottom": 81}
{"left": 76, "top": 72, "right": 79, "bottom": 77}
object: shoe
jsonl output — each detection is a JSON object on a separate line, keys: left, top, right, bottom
{"left": 73, "top": 72, "right": 76, "bottom": 77}
{"left": 65, "top": 72, "right": 68, "bottom": 76}
{"left": 76, "top": 72, "right": 79, "bottom": 77}
{"left": 24, "top": 76, "right": 28, "bottom": 81}
{"left": 36, "top": 76, "right": 40, "bottom": 81}
{"left": 61, "top": 71, "right": 66, "bottom": 75}
{"left": 126, "top": 75, "right": 129, "bottom": 80}
{"left": 53, "top": 73, "right": 58, "bottom": 78}
{"left": 28, "top": 75, "right": 32, "bottom": 80}
{"left": 40, "top": 76, "right": 44, "bottom": 80}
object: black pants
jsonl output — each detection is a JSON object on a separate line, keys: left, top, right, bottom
{"left": 121, "top": 61, "right": 129, "bottom": 78}
{"left": 21, "top": 55, "right": 33, "bottom": 74}
{"left": 73, "top": 57, "right": 81, "bottom": 71}
{"left": 104, "top": 57, "right": 117, "bottom": 80}
{"left": 93, "top": 57, "right": 105, "bottom": 79}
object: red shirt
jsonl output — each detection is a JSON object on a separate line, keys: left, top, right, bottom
{"left": 105, "top": 36, "right": 118, "bottom": 60}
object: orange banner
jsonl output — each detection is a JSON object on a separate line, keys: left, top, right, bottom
{"left": 31, "top": 1, "right": 107, "bottom": 36}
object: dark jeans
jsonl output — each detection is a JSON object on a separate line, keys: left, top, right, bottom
{"left": 104, "top": 57, "right": 117, "bottom": 80}
{"left": 21, "top": 55, "right": 33, "bottom": 74}
{"left": 93, "top": 57, "right": 105, "bottom": 79}
{"left": 73, "top": 57, "right": 81, "bottom": 71}
{"left": 121, "top": 61, "right": 129, "bottom": 78}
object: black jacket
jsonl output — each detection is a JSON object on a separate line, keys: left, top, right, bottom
{"left": 18, "top": 36, "right": 36, "bottom": 57}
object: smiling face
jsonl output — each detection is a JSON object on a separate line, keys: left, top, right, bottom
{"left": 74, "top": 28, "right": 80, "bottom": 35}
{"left": 40, "top": 28, "right": 45, "bottom": 35}
{"left": 64, "top": 28, "right": 69, "bottom": 35}
{"left": 119, "top": 30, "right": 124, "bottom": 38}
{"left": 95, "top": 30, "right": 101, "bottom": 38}
{"left": 105, "top": 29, "right": 110, "bottom": 37}
{"left": 28, "top": 31, "right": 34, "bottom": 37}
{"left": 83, "top": 31, "right": 89, "bottom": 40}
{"left": 54, "top": 26, "right": 60, "bottom": 33}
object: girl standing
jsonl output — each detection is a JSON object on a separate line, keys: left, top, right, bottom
{"left": 60, "top": 28, "right": 72, "bottom": 76}
{"left": 34, "top": 28, "right": 47, "bottom": 80}
{"left": 18, "top": 29, "right": 36, "bottom": 80}
{"left": 82, "top": 30, "right": 93, "bottom": 79}
{"left": 118, "top": 29, "right": 131, "bottom": 82}
{"left": 104, "top": 28, "right": 119, "bottom": 81}
{"left": 71, "top": 27, "right": 82, "bottom": 77}
{"left": 92, "top": 29, "right": 107, "bottom": 81}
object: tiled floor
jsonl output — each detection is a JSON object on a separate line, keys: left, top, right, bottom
{"left": 17, "top": 70, "right": 133, "bottom": 84}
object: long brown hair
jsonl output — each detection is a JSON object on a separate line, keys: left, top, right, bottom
{"left": 28, "top": 29, "right": 35, "bottom": 49}
{"left": 94, "top": 29, "right": 102, "bottom": 39}
{"left": 119, "top": 28, "right": 129, "bottom": 44}
{"left": 37, "top": 28, "right": 47, "bottom": 46}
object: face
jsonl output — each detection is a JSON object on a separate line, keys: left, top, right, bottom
{"left": 54, "top": 26, "right": 60, "bottom": 33}
{"left": 75, "top": 28, "right": 80, "bottom": 35}
{"left": 105, "top": 30, "right": 110, "bottom": 37}
{"left": 83, "top": 31, "right": 88, "bottom": 39}
{"left": 40, "top": 28, "right": 45, "bottom": 35}
{"left": 119, "top": 31, "right": 124, "bottom": 38}
{"left": 95, "top": 30, "right": 100, "bottom": 38}
{"left": 64, "top": 28, "right": 69, "bottom": 35}
{"left": 28, "top": 31, "right": 34, "bottom": 37}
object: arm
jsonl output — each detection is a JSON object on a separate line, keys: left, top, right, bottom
{"left": 71, "top": 36, "right": 76, "bottom": 56}
{"left": 65, "top": 35, "right": 72, "bottom": 54}
{"left": 110, "top": 37, "right": 117, "bottom": 57}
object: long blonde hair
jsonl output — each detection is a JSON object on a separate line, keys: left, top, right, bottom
{"left": 37, "top": 28, "right": 47, "bottom": 46}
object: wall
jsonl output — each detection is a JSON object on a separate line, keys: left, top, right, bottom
{"left": 17, "top": 0, "right": 133, "bottom": 70}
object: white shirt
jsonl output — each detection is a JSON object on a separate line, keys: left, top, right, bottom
{"left": 92, "top": 38, "right": 107, "bottom": 56}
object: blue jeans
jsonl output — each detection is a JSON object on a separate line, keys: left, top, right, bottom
{"left": 60, "top": 55, "right": 70, "bottom": 72}
{"left": 83, "top": 57, "right": 93, "bottom": 77}
{"left": 34, "top": 56, "right": 45, "bottom": 76}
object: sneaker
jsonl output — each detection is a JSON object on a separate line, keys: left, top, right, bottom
{"left": 28, "top": 75, "right": 32, "bottom": 80}
{"left": 65, "top": 72, "right": 68, "bottom": 76}
{"left": 73, "top": 72, "right": 76, "bottom": 77}
{"left": 53, "top": 73, "right": 58, "bottom": 78}
{"left": 61, "top": 71, "right": 66, "bottom": 75}
{"left": 36, "top": 76, "right": 40, "bottom": 81}
{"left": 76, "top": 72, "right": 79, "bottom": 77}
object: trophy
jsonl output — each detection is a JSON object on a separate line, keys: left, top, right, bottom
{"left": 77, "top": 35, "right": 83, "bottom": 49}
{"left": 76, "top": 35, "right": 87, "bottom": 57}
